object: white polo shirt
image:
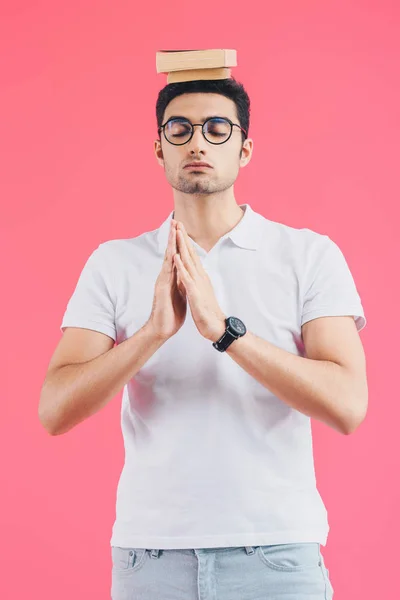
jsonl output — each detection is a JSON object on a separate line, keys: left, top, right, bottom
{"left": 60, "top": 203, "right": 366, "bottom": 550}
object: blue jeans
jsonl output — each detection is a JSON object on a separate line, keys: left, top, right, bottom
{"left": 111, "top": 542, "right": 334, "bottom": 599}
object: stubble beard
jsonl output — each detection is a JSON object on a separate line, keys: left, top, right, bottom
{"left": 167, "top": 167, "right": 237, "bottom": 196}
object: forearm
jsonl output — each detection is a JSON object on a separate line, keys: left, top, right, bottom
{"left": 40, "top": 322, "right": 166, "bottom": 436}
{"left": 225, "top": 329, "right": 362, "bottom": 434}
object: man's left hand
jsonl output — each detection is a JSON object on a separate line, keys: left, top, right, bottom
{"left": 174, "top": 221, "right": 227, "bottom": 342}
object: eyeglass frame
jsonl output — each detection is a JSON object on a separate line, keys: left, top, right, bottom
{"left": 157, "top": 116, "right": 248, "bottom": 146}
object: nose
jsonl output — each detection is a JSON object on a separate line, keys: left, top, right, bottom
{"left": 188, "top": 124, "right": 207, "bottom": 153}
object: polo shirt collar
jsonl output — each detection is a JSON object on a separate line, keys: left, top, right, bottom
{"left": 156, "top": 203, "right": 263, "bottom": 256}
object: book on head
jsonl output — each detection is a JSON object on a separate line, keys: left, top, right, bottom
{"left": 156, "top": 49, "right": 237, "bottom": 83}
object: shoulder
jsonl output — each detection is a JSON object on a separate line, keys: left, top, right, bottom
{"left": 256, "top": 213, "right": 330, "bottom": 263}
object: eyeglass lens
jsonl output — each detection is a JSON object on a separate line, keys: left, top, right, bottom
{"left": 164, "top": 118, "right": 231, "bottom": 144}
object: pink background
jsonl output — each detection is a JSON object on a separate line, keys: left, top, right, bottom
{"left": 1, "top": 1, "right": 398, "bottom": 598}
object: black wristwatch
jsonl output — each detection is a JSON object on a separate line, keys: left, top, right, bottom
{"left": 212, "top": 316, "right": 247, "bottom": 352}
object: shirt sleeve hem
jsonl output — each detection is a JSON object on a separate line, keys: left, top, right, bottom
{"left": 60, "top": 319, "right": 117, "bottom": 341}
{"left": 301, "top": 308, "right": 366, "bottom": 332}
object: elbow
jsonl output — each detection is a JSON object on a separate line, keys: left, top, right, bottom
{"left": 39, "top": 418, "right": 57, "bottom": 436}
{"left": 38, "top": 408, "right": 60, "bottom": 436}
{"left": 341, "top": 401, "right": 368, "bottom": 435}
{"left": 342, "top": 419, "right": 362, "bottom": 435}
{"left": 38, "top": 390, "right": 63, "bottom": 436}
{"left": 343, "top": 378, "right": 369, "bottom": 435}
{"left": 39, "top": 400, "right": 75, "bottom": 436}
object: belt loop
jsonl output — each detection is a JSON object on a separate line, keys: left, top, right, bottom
{"left": 150, "top": 549, "right": 160, "bottom": 558}
{"left": 244, "top": 546, "right": 255, "bottom": 555}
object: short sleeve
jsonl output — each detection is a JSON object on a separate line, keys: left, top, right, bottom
{"left": 301, "top": 235, "right": 366, "bottom": 332}
{"left": 60, "top": 244, "right": 117, "bottom": 341}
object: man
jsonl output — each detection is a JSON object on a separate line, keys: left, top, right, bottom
{"left": 39, "top": 78, "right": 367, "bottom": 599}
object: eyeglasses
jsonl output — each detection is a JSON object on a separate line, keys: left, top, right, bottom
{"left": 158, "top": 117, "right": 248, "bottom": 146}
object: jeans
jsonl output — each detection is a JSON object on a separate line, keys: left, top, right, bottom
{"left": 111, "top": 542, "right": 334, "bottom": 599}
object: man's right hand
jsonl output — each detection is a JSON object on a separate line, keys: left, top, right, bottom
{"left": 146, "top": 219, "right": 188, "bottom": 340}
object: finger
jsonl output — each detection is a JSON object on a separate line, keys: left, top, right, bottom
{"left": 164, "top": 222, "right": 171, "bottom": 266}
{"left": 174, "top": 253, "right": 190, "bottom": 284}
{"left": 172, "top": 221, "right": 181, "bottom": 278}
{"left": 175, "top": 260, "right": 185, "bottom": 296}
{"left": 177, "top": 224, "right": 203, "bottom": 273}
{"left": 166, "top": 221, "right": 177, "bottom": 277}
{"left": 172, "top": 224, "right": 184, "bottom": 290}
{"left": 176, "top": 228, "right": 196, "bottom": 278}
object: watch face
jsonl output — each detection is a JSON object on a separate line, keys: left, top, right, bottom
{"left": 228, "top": 317, "right": 246, "bottom": 335}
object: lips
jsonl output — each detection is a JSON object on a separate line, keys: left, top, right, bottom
{"left": 185, "top": 162, "right": 212, "bottom": 168}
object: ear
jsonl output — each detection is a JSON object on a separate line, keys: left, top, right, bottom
{"left": 240, "top": 138, "right": 253, "bottom": 167}
{"left": 154, "top": 139, "right": 164, "bottom": 166}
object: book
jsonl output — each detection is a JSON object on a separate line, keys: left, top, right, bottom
{"left": 156, "top": 49, "right": 237, "bottom": 83}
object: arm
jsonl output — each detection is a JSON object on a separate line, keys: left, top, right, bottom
{"left": 216, "top": 315, "right": 368, "bottom": 435}
{"left": 39, "top": 322, "right": 166, "bottom": 436}
{"left": 173, "top": 219, "right": 368, "bottom": 435}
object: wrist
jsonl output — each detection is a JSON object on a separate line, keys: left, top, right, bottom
{"left": 207, "top": 316, "right": 228, "bottom": 342}
{"left": 142, "top": 320, "right": 170, "bottom": 344}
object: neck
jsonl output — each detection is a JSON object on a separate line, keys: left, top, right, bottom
{"left": 172, "top": 196, "right": 245, "bottom": 252}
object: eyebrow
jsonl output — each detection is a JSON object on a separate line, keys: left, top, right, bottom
{"left": 165, "top": 115, "right": 230, "bottom": 122}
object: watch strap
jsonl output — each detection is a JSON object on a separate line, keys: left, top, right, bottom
{"left": 212, "top": 322, "right": 238, "bottom": 352}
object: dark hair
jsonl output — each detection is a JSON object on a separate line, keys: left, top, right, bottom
{"left": 155, "top": 78, "right": 251, "bottom": 145}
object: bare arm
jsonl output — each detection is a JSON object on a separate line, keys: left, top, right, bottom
{"left": 39, "top": 322, "right": 166, "bottom": 436}
{"left": 221, "top": 316, "right": 368, "bottom": 435}
{"left": 40, "top": 218, "right": 187, "bottom": 436}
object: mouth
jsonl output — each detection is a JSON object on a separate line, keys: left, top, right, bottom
{"left": 184, "top": 162, "right": 212, "bottom": 169}
{"left": 184, "top": 165, "right": 212, "bottom": 170}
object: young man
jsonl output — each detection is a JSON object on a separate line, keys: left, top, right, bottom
{"left": 40, "top": 78, "right": 367, "bottom": 599}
